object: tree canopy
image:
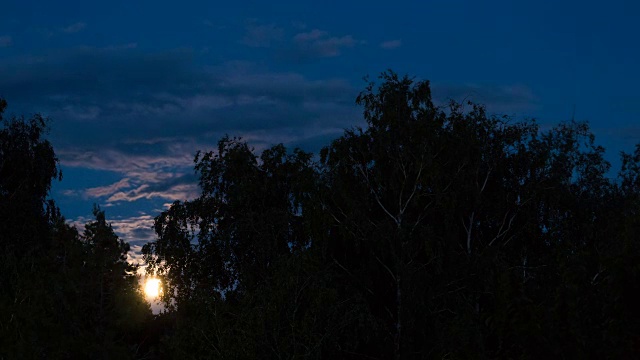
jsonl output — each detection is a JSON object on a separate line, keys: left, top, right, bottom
{"left": 2, "top": 70, "right": 640, "bottom": 358}
{"left": 142, "top": 71, "right": 640, "bottom": 358}
{"left": 0, "top": 101, "right": 152, "bottom": 359}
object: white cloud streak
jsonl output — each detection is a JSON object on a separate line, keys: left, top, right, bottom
{"left": 85, "top": 178, "right": 132, "bottom": 198}
{"left": 62, "top": 22, "right": 86, "bottom": 33}
{"left": 293, "top": 29, "right": 327, "bottom": 42}
{"left": 107, "top": 183, "right": 198, "bottom": 203}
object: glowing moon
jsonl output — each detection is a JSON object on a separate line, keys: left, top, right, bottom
{"left": 144, "top": 278, "right": 161, "bottom": 299}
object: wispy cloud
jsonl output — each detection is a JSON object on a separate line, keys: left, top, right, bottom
{"left": 293, "top": 29, "right": 327, "bottom": 42}
{"left": 243, "top": 22, "right": 284, "bottom": 47}
{"left": 58, "top": 148, "right": 194, "bottom": 176}
{"left": 68, "top": 213, "right": 156, "bottom": 267}
{"left": 103, "top": 43, "right": 138, "bottom": 51}
{"left": 32, "top": 22, "right": 87, "bottom": 39}
{"left": 293, "top": 29, "right": 358, "bottom": 57}
{"left": 67, "top": 215, "right": 89, "bottom": 235}
{"left": 107, "top": 182, "right": 197, "bottom": 203}
{"left": 62, "top": 22, "right": 86, "bottom": 34}
{"left": 380, "top": 39, "right": 402, "bottom": 49}
{"left": 0, "top": 35, "right": 12, "bottom": 47}
{"left": 110, "top": 214, "right": 156, "bottom": 244}
{"left": 127, "top": 245, "right": 146, "bottom": 266}
{"left": 0, "top": 46, "right": 356, "bottom": 131}
{"left": 85, "top": 178, "right": 132, "bottom": 198}
{"left": 239, "top": 22, "right": 362, "bottom": 59}
{"left": 58, "top": 147, "right": 200, "bottom": 205}
{"left": 61, "top": 189, "right": 79, "bottom": 197}
{"left": 2, "top": 45, "right": 360, "bottom": 235}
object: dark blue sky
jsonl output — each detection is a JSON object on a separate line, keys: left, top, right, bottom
{"left": 1, "top": 0, "right": 639, "bottom": 263}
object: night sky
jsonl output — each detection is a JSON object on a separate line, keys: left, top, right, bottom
{"left": 1, "top": 0, "right": 639, "bottom": 265}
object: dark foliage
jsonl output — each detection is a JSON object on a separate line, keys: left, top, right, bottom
{"left": 142, "top": 72, "right": 640, "bottom": 359}
{"left": 0, "top": 101, "right": 152, "bottom": 359}
{"left": 3, "top": 69, "right": 640, "bottom": 359}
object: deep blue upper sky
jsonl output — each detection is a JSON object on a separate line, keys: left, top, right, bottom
{"left": 1, "top": 0, "right": 639, "bottom": 263}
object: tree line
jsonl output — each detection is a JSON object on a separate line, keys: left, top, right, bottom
{"left": 0, "top": 98, "right": 152, "bottom": 358}
{"left": 2, "top": 72, "right": 640, "bottom": 358}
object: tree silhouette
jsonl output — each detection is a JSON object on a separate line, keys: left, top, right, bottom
{"left": 0, "top": 99, "right": 152, "bottom": 359}
{"left": 3, "top": 66, "right": 640, "bottom": 358}
{"left": 143, "top": 72, "right": 640, "bottom": 358}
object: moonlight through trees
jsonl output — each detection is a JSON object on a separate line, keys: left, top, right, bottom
{"left": 2, "top": 71, "right": 640, "bottom": 359}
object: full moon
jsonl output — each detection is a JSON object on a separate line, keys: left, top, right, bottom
{"left": 144, "top": 278, "right": 161, "bottom": 299}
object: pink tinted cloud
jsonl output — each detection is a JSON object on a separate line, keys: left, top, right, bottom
{"left": 58, "top": 149, "right": 193, "bottom": 175}
{"left": 109, "top": 214, "right": 156, "bottom": 242}
{"left": 58, "top": 148, "right": 199, "bottom": 203}
{"left": 107, "top": 183, "right": 198, "bottom": 203}
{"left": 84, "top": 178, "right": 131, "bottom": 198}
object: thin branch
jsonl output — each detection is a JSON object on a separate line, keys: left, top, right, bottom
{"left": 466, "top": 212, "right": 475, "bottom": 256}
{"left": 480, "top": 167, "right": 492, "bottom": 194}
{"left": 400, "top": 160, "right": 424, "bottom": 218}
{"left": 376, "top": 255, "right": 397, "bottom": 282}
{"left": 488, "top": 212, "right": 516, "bottom": 247}
{"left": 332, "top": 257, "right": 374, "bottom": 295}
{"left": 350, "top": 155, "right": 399, "bottom": 225}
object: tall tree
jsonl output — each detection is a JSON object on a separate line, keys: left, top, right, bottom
{"left": 0, "top": 98, "right": 61, "bottom": 278}
{"left": 320, "top": 71, "right": 624, "bottom": 358}
{"left": 144, "top": 137, "right": 336, "bottom": 358}
{"left": 0, "top": 99, "right": 152, "bottom": 358}
{"left": 0, "top": 99, "right": 64, "bottom": 357}
{"left": 81, "top": 205, "right": 151, "bottom": 358}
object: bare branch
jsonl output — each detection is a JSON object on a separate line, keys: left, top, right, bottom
{"left": 332, "top": 257, "right": 374, "bottom": 295}
{"left": 376, "top": 255, "right": 397, "bottom": 282}
{"left": 488, "top": 211, "right": 516, "bottom": 247}
{"left": 480, "top": 167, "right": 492, "bottom": 194}
{"left": 466, "top": 212, "right": 475, "bottom": 256}
{"left": 350, "top": 154, "right": 399, "bottom": 226}
{"left": 400, "top": 160, "right": 424, "bottom": 218}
